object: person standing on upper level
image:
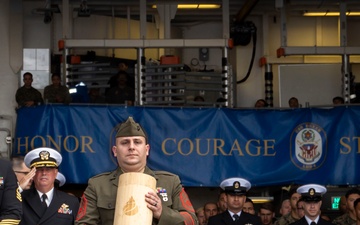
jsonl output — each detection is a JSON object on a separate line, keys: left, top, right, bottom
{"left": 15, "top": 72, "right": 43, "bottom": 108}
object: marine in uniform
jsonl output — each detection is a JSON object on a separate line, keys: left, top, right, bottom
{"left": 289, "top": 184, "right": 333, "bottom": 225}
{"left": 0, "top": 158, "right": 22, "bottom": 225}
{"left": 207, "top": 177, "right": 261, "bottom": 225}
{"left": 275, "top": 186, "right": 302, "bottom": 225}
{"left": 44, "top": 74, "right": 72, "bottom": 104}
{"left": 15, "top": 72, "right": 43, "bottom": 107}
{"left": 75, "top": 117, "right": 198, "bottom": 225}
{"left": 332, "top": 188, "right": 360, "bottom": 225}
{"left": 19, "top": 147, "right": 79, "bottom": 225}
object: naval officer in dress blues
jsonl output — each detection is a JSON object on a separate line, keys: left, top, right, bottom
{"left": 19, "top": 147, "right": 79, "bottom": 225}
{"left": 208, "top": 177, "right": 261, "bottom": 225}
{"left": 290, "top": 184, "right": 333, "bottom": 225}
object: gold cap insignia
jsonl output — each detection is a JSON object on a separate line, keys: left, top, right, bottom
{"left": 234, "top": 181, "right": 240, "bottom": 189}
{"left": 40, "top": 151, "right": 50, "bottom": 161}
{"left": 309, "top": 188, "right": 315, "bottom": 196}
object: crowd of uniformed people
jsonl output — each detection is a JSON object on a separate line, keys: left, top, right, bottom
{"left": 3, "top": 79, "right": 360, "bottom": 225}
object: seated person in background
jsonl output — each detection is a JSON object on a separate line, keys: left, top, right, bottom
{"left": 106, "top": 71, "right": 135, "bottom": 105}
{"left": 15, "top": 72, "right": 43, "bottom": 107}
{"left": 44, "top": 74, "right": 71, "bottom": 104}
{"left": 288, "top": 97, "right": 299, "bottom": 108}
{"left": 88, "top": 82, "right": 106, "bottom": 103}
{"left": 333, "top": 96, "right": 344, "bottom": 105}
{"left": 107, "top": 62, "right": 131, "bottom": 93}
{"left": 255, "top": 99, "right": 267, "bottom": 108}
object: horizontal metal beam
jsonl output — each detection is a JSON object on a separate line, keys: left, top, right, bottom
{"left": 64, "top": 38, "right": 230, "bottom": 48}
{"left": 278, "top": 46, "right": 360, "bottom": 56}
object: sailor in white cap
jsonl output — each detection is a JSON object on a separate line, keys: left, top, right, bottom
{"left": 289, "top": 184, "right": 333, "bottom": 225}
{"left": 55, "top": 172, "right": 66, "bottom": 188}
{"left": 208, "top": 177, "right": 261, "bottom": 225}
{"left": 19, "top": 147, "right": 79, "bottom": 225}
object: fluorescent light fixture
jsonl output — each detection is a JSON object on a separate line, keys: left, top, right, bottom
{"left": 197, "top": 4, "right": 221, "bottom": 9}
{"left": 303, "top": 11, "right": 360, "bottom": 16}
{"left": 152, "top": 4, "right": 221, "bottom": 9}
{"left": 248, "top": 196, "right": 274, "bottom": 204}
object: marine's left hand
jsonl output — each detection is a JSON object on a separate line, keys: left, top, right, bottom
{"left": 145, "top": 191, "right": 162, "bottom": 219}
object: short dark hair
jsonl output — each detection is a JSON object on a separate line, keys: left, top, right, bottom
{"left": 203, "top": 202, "right": 218, "bottom": 209}
{"left": 332, "top": 96, "right": 344, "bottom": 104}
{"left": 255, "top": 99, "right": 268, "bottom": 107}
{"left": 51, "top": 73, "right": 61, "bottom": 79}
{"left": 23, "top": 72, "right": 33, "bottom": 78}
{"left": 288, "top": 185, "right": 299, "bottom": 198}
{"left": 245, "top": 197, "right": 254, "bottom": 204}
{"left": 259, "top": 202, "right": 274, "bottom": 212}
{"left": 345, "top": 188, "right": 360, "bottom": 199}
{"left": 288, "top": 97, "right": 298, "bottom": 104}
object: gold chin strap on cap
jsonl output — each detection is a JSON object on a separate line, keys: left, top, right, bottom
{"left": 30, "top": 162, "right": 58, "bottom": 168}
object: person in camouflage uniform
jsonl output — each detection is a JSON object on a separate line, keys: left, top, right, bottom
{"left": 275, "top": 186, "right": 301, "bottom": 225}
{"left": 44, "top": 74, "right": 71, "bottom": 104}
{"left": 332, "top": 188, "right": 360, "bottom": 225}
{"left": 354, "top": 198, "right": 360, "bottom": 225}
{"left": 15, "top": 72, "right": 43, "bottom": 107}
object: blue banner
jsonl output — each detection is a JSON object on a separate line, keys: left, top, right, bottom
{"left": 13, "top": 105, "right": 360, "bottom": 187}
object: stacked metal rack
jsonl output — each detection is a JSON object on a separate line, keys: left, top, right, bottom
{"left": 139, "top": 63, "right": 229, "bottom": 107}
{"left": 65, "top": 62, "right": 113, "bottom": 91}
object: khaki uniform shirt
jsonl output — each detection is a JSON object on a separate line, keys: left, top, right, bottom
{"left": 75, "top": 166, "right": 198, "bottom": 225}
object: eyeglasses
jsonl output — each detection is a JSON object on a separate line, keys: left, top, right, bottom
{"left": 14, "top": 171, "right": 29, "bottom": 175}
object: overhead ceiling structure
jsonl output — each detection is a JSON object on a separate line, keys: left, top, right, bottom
{"left": 27, "top": 0, "right": 360, "bottom": 25}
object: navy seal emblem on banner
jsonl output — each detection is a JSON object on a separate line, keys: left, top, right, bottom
{"left": 290, "top": 123, "right": 327, "bottom": 170}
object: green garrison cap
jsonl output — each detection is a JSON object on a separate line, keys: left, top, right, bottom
{"left": 116, "top": 117, "right": 147, "bottom": 138}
